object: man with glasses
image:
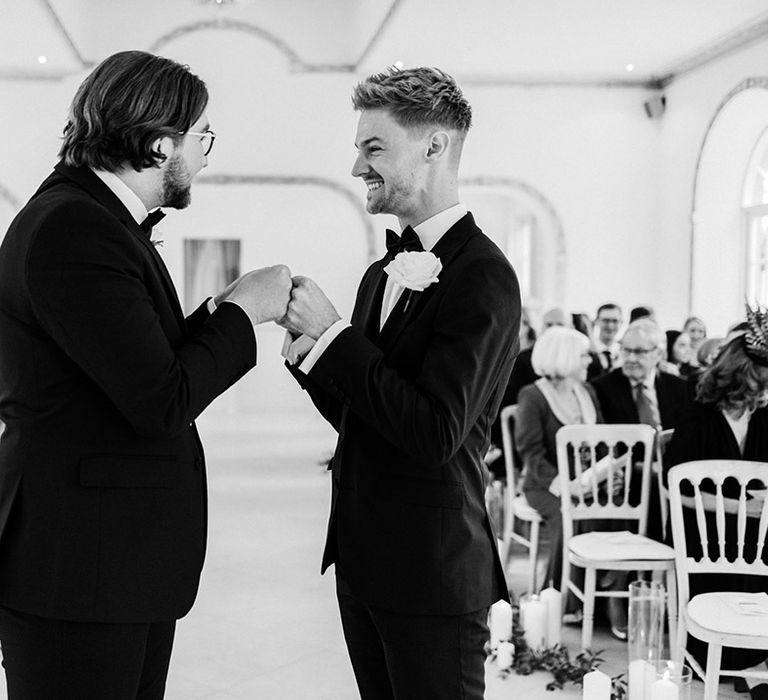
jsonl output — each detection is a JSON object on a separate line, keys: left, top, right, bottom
{"left": 593, "top": 302, "right": 623, "bottom": 374}
{"left": 590, "top": 318, "right": 690, "bottom": 540}
{"left": 0, "top": 51, "right": 291, "bottom": 699}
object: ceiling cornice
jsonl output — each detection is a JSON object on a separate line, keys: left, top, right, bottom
{"left": 654, "top": 12, "right": 768, "bottom": 88}
{"left": 40, "top": 0, "right": 90, "bottom": 70}
{"left": 353, "top": 0, "right": 403, "bottom": 70}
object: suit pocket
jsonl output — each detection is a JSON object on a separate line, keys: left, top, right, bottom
{"left": 79, "top": 455, "right": 186, "bottom": 489}
{"left": 375, "top": 476, "right": 464, "bottom": 509}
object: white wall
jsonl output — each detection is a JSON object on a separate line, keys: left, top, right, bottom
{"left": 2, "top": 26, "right": 768, "bottom": 415}
{"left": 658, "top": 38, "right": 768, "bottom": 336}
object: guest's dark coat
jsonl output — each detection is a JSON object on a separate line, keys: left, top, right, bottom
{"left": 664, "top": 402, "right": 768, "bottom": 670}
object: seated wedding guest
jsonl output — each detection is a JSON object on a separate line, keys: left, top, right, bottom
{"left": 684, "top": 336, "right": 724, "bottom": 392}
{"left": 629, "top": 304, "right": 655, "bottom": 323}
{"left": 572, "top": 312, "right": 604, "bottom": 380}
{"left": 696, "top": 336, "right": 723, "bottom": 368}
{"left": 590, "top": 318, "right": 691, "bottom": 541}
{"left": 666, "top": 329, "right": 696, "bottom": 377}
{"left": 593, "top": 303, "right": 623, "bottom": 375}
{"left": 515, "top": 326, "right": 628, "bottom": 636}
{"left": 683, "top": 315, "right": 707, "bottom": 367}
{"left": 664, "top": 315, "right": 768, "bottom": 692}
{"left": 500, "top": 306, "right": 569, "bottom": 409}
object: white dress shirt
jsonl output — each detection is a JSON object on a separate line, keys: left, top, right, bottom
{"left": 283, "top": 203, "right": 467, "bottom": 372}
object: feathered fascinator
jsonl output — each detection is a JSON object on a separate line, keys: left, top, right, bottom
{"left": 744, "top": 302, "right": 768, "bottom": 366}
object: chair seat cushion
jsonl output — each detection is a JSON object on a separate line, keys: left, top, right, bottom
{"left": 688, "top": 592, "right": 768, "bottom": 642}
{"left": 512, "top": 494, "right": 542, "bottom": 522}
{"left": 568, "top": 530, "right": 674, "bottom": 561}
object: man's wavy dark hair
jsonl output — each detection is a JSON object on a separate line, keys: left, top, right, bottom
{"left": 59, "top": 51, "right": 208, "bottom": 172}
{"left": 696, "top": 334, "right": 768, "bottom": 414}
{"left": 352, "top": 66, "right": 471, "bottom": 133}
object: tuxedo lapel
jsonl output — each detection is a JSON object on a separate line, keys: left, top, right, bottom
{"left": 352, "top": 260, "right": 388, "bottom": 341}
{"left": 53, "top": 162, "right": 186, "bottom": 329}
{"left": 377, "top": 213, "right": 478, "bottom": 354}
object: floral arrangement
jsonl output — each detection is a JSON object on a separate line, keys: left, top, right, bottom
{"left": 489, "top": 603, "right": 627, "bottom": 698}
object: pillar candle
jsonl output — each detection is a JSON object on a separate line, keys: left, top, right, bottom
{"left": 489, "top": 600, "right": 512, "bottom": 649}
{"left": 628, "top": 659, "right": 655, "bottom": 699}
{"left": 539, "top": 584, "right": 562, "bottom": 646}
{"left": 583, "top": 669, "right": 611, "bottom": 699}
{"left": 497, "top": 640, "right": 514, "bottom": 670}
{"left": 650, "top": 674, "right": 679, "bottom": 700}
{"left": 520, "top": 595, "right": 547, "bottom": 650}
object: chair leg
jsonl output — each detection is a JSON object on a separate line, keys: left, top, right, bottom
{"left": 703, "top": 643, "right": 722, "bottom": 700}
{"left": 528, "top": 521, "right": 540, "bottom": 595}
{"left": 673, "top": 612, "right": 686, "bottom": 667}
{"left": 665, "top": 568, "right": 677, "bottom": 655}
{"left": 560, "top": 555, "right": 570, "bottom": 616}
{"left": 581, "top": 567, "right": 597, "bottom": 651}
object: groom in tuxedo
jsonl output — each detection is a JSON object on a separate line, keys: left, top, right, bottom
{"left": 283, "top": 67, "right": 521, "bottom": 699}
{"left": 0, "top": 51, "right": 291, "bottom": 699}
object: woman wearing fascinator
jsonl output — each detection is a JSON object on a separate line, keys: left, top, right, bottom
{"left": 663, "top": 306, "right": 768, "bottom": 697}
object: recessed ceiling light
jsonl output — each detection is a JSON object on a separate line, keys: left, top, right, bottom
{"left": 625, "top": 63, "right": 635, "bottom": 72}
{"left": 37, "top": 55, "right": 48, "bottom": 64}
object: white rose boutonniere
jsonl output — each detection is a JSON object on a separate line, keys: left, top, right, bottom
{"left": 383, "top": 251, "right": 442, "bottom": 292}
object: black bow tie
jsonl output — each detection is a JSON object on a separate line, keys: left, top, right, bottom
{"left": 386, "top": 225, "right": 423, "bottom": 256}
{"left": 140, "top": 209, "right": 166, "bottom": 236}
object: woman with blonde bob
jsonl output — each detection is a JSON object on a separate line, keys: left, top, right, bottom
{"left": 516, "top": 325, "right": 598, "bottom": 576}
{"left": 516, "top": 326, "right": 628, "bottom": 633}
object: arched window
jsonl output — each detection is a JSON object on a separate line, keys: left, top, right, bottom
{"left": 743, "top": 126, "right": 768, "bottom": 305}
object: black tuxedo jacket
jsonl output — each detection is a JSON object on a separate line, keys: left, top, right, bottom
{"left": 589, "top": 368, "right": 691, "bottom": 430}
{"left": 0, "top": 162, "right": 257, "bottom": 623}
{"left": 289, "top": 213, "right": 519, "bottom": 615}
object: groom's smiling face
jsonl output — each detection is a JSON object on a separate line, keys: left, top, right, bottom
{"left": 352, "top": 108, "right": 427, "bottom": 220}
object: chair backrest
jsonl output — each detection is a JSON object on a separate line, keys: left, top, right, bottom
{"left": 656, "top": 428, "right": 675, "bottom": 534}
{"left": 499, "top": 404, "right": 518, "bottom": 490}
{"left": 668, "top": 460, "right": 768, "bottom": 607}
{"left": 555, "top": 423, "right": 656, "bottom": 543}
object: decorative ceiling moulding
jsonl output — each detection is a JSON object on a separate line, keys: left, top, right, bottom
{"left": 687, "top": 76, "right": 768, "bottom": 312}
{"left": 459, "top": 175, "right": 566, "bottom": 303}
{"left": 149, "top": 19, "right": 354, "bottom": 73}
{"left": 461, "top": 75, "right": 663, "bottom": 90}
{"left": 40, "top": 0, "right": 90, "bottom": 70}
{"left": 196, "top": 173, "right": 376, "bottom": 261}
{"left": 654, "top": 14, "right": 768, "bottom": 89}
{"left": 353, "top": 0, "right": 403, "bottom": 70}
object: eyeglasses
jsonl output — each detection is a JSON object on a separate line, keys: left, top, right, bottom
{"left": 184, "top": 129, "right": 216, "bottom": 156}
{"left": 620, "top": 346, "right": 658, "bottom": 357}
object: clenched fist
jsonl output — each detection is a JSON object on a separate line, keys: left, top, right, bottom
{"left": 280, "top": 276, "right": 341, "bottom": 339}
{"left": 220, "top": 265, "right": 292, "bottom": 325}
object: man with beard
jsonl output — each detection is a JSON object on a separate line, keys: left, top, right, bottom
{"left": 281, "top": 67, "right": 520, "bottom": 699}
{"left": 0, "top": 51, "right": 291, "bottom": 699}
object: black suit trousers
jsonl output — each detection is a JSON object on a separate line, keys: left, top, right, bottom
{"left": 336, "top": 576, "right": 488, "bottom": 700}
{"left": 0, "top": 606, "right": 175, "bottom": 700}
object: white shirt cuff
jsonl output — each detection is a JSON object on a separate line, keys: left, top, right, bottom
{"left": 206, "top": 296, "right": 217, "bottom": 314}
{"left": 283, "top": 319, "right": 350, "bottom": 373}
{"left": 281, "top": 331, "right": 317, "bottom": 365}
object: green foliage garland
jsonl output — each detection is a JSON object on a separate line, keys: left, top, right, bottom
{"left": 488, "top": 604, "right": 627, "bottom": 698}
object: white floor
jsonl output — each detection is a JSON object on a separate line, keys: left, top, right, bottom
{"left": 0, "top": 408, "right": 746, "bottom": 698}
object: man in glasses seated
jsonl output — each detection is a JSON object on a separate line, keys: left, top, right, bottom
{"left": 590, "top": 318, "right": 691, "bottom": 537}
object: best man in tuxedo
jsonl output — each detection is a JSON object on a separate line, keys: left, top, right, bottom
{"left": 282, "top": 67, "right": 521, "bottom": 699}
{"left": 0, "top": 51, "right": 291, "bottom": 699}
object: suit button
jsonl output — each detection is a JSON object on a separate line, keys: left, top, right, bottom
{"left": 194, "top": 458, "right": 202, "bottom": 470}
{"left": 327, "top": 377, "right": 334, "bottom": 386}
